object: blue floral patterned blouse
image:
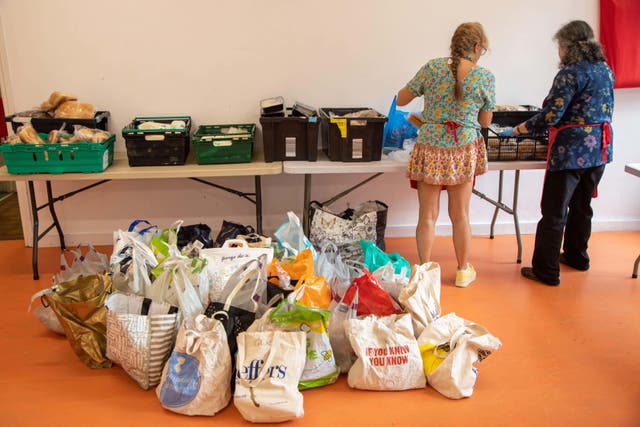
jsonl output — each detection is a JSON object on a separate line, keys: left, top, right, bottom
{"left": 524, "top": 61, "right": 614, "bottom": 172}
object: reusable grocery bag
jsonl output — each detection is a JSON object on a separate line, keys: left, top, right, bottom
{"left": 309, "top": 200, "right": 388, "bottom": 251}
{"left": 105, "top": 293, "right": 179, "bottom": 390}
{"left": 417, "top": 313, "right": 502, "bottom": 399}
{"left": 234, "top": 331, "right": 306, "bottom": 423}
{"left": 269, "top": 299, "right": 339, "bottom": 389}
{"left": 398, "top": 262, "right": 442, "bottom": 338}
{"left": 201, "top": 239, "right": 272, "bottom": 302}
{"left": 345, "top": 314, "right": 425, "bottom": 391}
{"left": 177, "top": 223, "right": 213, "bottom": 250}
{"left": 45, "top": 274, "right": 113, "bottom": 368}
{"left": 214, "top": 220, "right": 255, "bottom": 248}
{"left": 157, "top": 315, "right": 232, "bottom": 416}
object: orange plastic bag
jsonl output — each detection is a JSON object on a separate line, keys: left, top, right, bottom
{"left": 293, "top": 275, "right": 332, "bottom": 309}
{"left": 268, "top": 248, "right": 314, "bottom": 288}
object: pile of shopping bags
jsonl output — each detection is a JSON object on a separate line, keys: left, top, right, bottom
{"left": 28, "top": 209, "right": 503, "bottom": 422}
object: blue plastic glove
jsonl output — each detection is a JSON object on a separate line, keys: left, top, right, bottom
{"left": 496, "top": 127, "right": 516, "bottom": 137}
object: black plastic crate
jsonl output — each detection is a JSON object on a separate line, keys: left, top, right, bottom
{"left": 260, "top": 110, "right": 318, "bottom": 162}
{"left": 318, "top": 107, "right": 387, "bottom": 162}
{"left": 490, "top": 105, "right": 540, "bottom": 127}
{"left": 5, "top": 111, "right": 110, "bottom": 133}
{"left": 483, "top": 127, "right": 548, "bottom": 161}
{"left": 122, "top": 116, "right": 191, "bottom": 166}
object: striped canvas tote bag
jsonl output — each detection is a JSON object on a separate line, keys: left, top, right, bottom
{"left": 106, "top": 293, "right": 179, "bottom": 389}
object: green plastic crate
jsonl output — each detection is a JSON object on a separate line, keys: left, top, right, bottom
{"left": 192, "top": 124, "right": 255, "bottom": 165}
{"left": 0, "top": 134, "right": 115, "bottom": 174}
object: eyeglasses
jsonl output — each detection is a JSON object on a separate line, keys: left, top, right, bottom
{"left": 480, "top": 47, "right": 488, "bottom": 56}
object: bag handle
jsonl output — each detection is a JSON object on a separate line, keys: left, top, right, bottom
{"left": 219, "top": 258, "right": 263, "bottom": 314}
{"left": 222, "top": 239, "right": 249, "bottom": 249}
{"left": 128, "top": 219, "right": 157, "bottom": 235}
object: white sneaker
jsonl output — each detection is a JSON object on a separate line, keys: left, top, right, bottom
{"left": 455, "top": 263, "right": 476, "bottom": 288}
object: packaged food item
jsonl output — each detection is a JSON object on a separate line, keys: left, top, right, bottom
{"left": 71, "top": 125, "right": 110, "bottom": 143}
{"left": 18, "top": 124, "right": 43, "bottom": 144}
{"left": 2, "top": 134, "right": 21, "bottom": 144}
{"left": 41, "top": 91, "right": 78, "bottom": 112}
{"left": 54, "top": 101, "right": 95, "bottom": 119}
{"left": 137, "top": 120, "right": 186, "bottom": 130}
{"left": 291, "top": 101, "right": 316, "bottom": 117}
{"left": 260, "top": 96, "right": 285, "bottom": 116}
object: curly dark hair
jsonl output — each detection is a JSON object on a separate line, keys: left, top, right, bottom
{"left": 554, "top": 20, "right": 607, "bottom": 67}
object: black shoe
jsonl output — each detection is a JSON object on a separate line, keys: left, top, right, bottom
{"left": 521, "top": 267, "right": 559, "bottom": 286}
{"left": 558, "top": 253, "right": 589, "bottom": 271}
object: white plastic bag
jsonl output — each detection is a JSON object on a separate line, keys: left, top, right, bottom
{"left": 328, "top": 290, "right": 358, "bottom": 373}
{"left": 345, "top": 313, "right": 425, "bottom": 391}
{"left": 372, "top": 262, "right": 409, "bottom": 301}
{"left": 147, "top": 251, "right": 204, "bottom": 320}
{"left": 234, "top": 331, "right": 306, "bottom": 423}
{"left": 157, "top": 315, "right": 232, "bottom": 415}
{"left": 398, "top": 262, "right": 441, "bottom": 337}
{"left": 111, "top": 229, "right": 158, "bottom": 296}
{"left": 315, "top": 241, "right": 351, "bottom": 300}
{"left": 417, "top": 312, "right": 502, "bottom": 399}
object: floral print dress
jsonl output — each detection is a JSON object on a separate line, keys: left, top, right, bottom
{"left": 406, "top": 57, "right": 495, "bottom": 186}
{"left": 524, "top": 60, "right": 614, "bottom": 171}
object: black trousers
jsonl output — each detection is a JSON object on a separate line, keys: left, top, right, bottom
{"left": 531, "top": 165, "right": 606, "bottom": 284}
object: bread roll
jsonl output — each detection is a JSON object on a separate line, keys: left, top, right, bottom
{"left": 54, "top": 101, "right": 95, "bottom": 119}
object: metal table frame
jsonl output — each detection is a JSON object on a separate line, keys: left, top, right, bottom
{"left": 0, "top": 151, "right": 281, "bottom": 280}
{"left": 624, "top": 163, "right": 640, "bottom": 278}
{"left": 284, "top": 152, "right": 546, "bottom": 263}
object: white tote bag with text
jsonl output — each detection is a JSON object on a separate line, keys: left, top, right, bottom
{"left": 234, "top": 331, "right": 306, "bottom": 423}
{"left": 346, "top": 314, "right": 425, "bottom": 391}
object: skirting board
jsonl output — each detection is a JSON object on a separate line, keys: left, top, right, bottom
{"left": 25, "top": 219, "right": 640, "bottom": 248}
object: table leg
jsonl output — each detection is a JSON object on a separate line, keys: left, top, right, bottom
{"left": 633, "top": 254, "right": 639, "bottom": 279}
{"left": 512, "top": 170, "right": 522, "bottom": 263}
{"left": 489, "top": 170, "right": 504, "bottom": 239}
{"left": 46, "top": 181, "right": 65, "bottom": 250}
{"left": 27, "top": 181, "right": 39, "bottom": 280}
{"left": 303, "top": 174, "right": 311, "bottom": 235}
{"left": 255, "top": 176, "right": 262, "bottom": 235}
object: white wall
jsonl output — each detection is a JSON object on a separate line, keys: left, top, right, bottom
{"left": 1, "top": 0, "right": 638, "bottom": 246}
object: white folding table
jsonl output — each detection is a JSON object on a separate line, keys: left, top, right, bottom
{"left": 284, "top": 151, "right": 546, "bottom": 263}
{"left": 0, "top": 149, "right": 282, "bottom": 279}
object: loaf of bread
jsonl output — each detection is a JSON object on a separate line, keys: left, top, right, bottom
{"left": 54, "top": 101, "right": 95, "bottom": 119}
{"left": 18, "top": 124, "right": 43, "bottom": 144}
{"left": 40, "top": 91, "right": 77, "bottom": 112}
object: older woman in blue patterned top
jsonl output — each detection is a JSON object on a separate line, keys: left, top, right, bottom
{"left": 503, "top": 20, "right": 614, "bottom": 286}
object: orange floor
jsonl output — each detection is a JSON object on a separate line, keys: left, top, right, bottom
{"left": 1, "top": 232, "right": 639, "bottom": 427}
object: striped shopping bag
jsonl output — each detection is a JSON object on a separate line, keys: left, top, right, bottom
{"left": 106, "top": 293, "right": 179, "bottom": 389}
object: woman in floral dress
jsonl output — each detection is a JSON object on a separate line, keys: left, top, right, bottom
{"left": 397, "top": 22, "right": 495, "bottom": 287}
{"left": 503, "top": 20, "right": 614, "bottom": 286}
